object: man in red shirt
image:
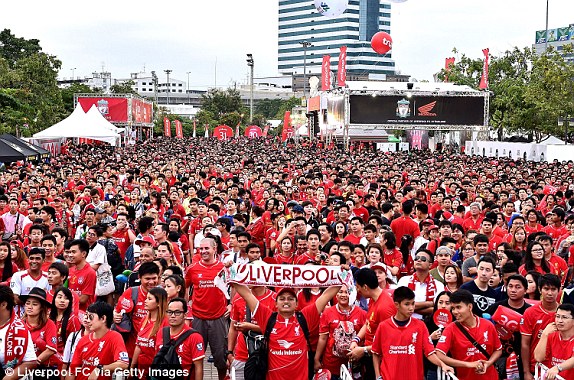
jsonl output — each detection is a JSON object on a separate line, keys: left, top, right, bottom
{"left": 232, "top": 283, "right": 340, "bottom": 380}
{"left": 113, "top": 262, "right": 160, "bottom": 356}
{"left": 343, "top": 217, "right": 365, "bottom": 245}
{"left": 480, "top": 218, "right": 503, "bottom": 251}
{"left": 372, "top": 286, "right": 453, "bottom": 380}
{"left": 184, "top": 237, "right": 227, "bottom": 380}
{"left": 521, "top": 273, "right": 561, "bottom": 380}
{"left": 155, "top": 298, "right": 204, "bottom": 380}
{"left": 112, "top": 213, "right": 135, "bottom": 262}
{"left": 390, "top": 200, "right": 420, "bottom": 243}
{"left": 533, "top": 304, "right": 574, "bottom": 380}
{"left": 314, "top": 284, "right": 366, "bottom": 376}
{"left": 67, "top": 239, "right": 96, "bottom": 312}
{"left": 463, "top": 202, "right": 485, "bottom": 232}
{"left": 227, "top": 284, "right": 276, "bottom": 380}
{"left": 538, "top": 234, "right": 568, "bottom": 284}
{"left": 69, "top": 301, "right": 129, "bottom": 380}
{"left": 543, "top": 208, "right": 568, "bottom": 241}
{"left": 436, "top": 289, "right": 502, "bottom": 380}
{"left": 296, "top": 230, "right": 321, "bottom": 265}
{"left": 348, "top": 268, "right": 396, "bottom": 380}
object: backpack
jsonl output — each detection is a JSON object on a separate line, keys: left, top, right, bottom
{"left": 99, "top": 238, "right": 124, "bottom": 276}
{"left": 331, "top": 320, "right": 357, "bottom": 358}
{"left": 150, "top": 326, "right": 198, "bottom": 380}
{"left": 244, "top": 311, "right": 313, "bottom": 380}
{"left": 111, "top": 286, "right": 139, "bottom": 334}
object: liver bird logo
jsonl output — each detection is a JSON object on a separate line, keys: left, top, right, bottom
{"left": 418, "top": 101, "right": 437, "bottom": 116}
{"left": 278, "top": 340, "right": 295, "bottom": 349}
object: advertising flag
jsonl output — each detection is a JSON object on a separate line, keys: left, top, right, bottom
{"left": 263, "top": 124, "right": 270, "bottom": 137}
{"left": 235, "top": 122, "right": 240, "bottom": 138}
{"left": 479, "top": 48, "right": 489, "bottom": 90}
{"left": 281, "top": 111, "right": 294, "bottom": 142}
{"left": 321, "top": 55, "right": 331, "bottom": 91}
{"left": 193, "top": 119, "right": 197, "bottom": 138}
{"left": 204, "top": 124, "right": 209, "bottom": 138}
{"left": 337, "top": 46, "right": 347, "bottom": 87}
{"left": 163, "top": 117, "right": 171, "bottom": 137}
{"left": 444, "top": 57, "right": 455, "bottom": 82}
{"left": 174, "top": 120, "right": 183, "bottom": 138}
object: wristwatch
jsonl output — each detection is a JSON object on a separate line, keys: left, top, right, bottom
{"left": 363, "top": 346, "right": 369, "bottom": 356}
{"left": 226, "top": 350, "right": 234, "bottom": 356}
{"left": 557, "top": 365, "right": 564, "bottom": 372}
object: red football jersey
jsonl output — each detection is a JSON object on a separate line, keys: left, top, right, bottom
{"left": 184, "top": 261, "right": 226, "bottom": 320}
{"left": 545, "top": 332, "right": 574, "bottom": 380}
{"left": 520, "top": 303, "right": 556, "bottom": 372}
{"left": 319, "top": 305, "right": 366, "bottom": 374}
{"left": 254, "top": 303, "right": 320, "bottom": 380}
{"left": 364, "top": 291, "right": 396, "bottom": 346}
{"left": 136, "top": 316, "right": 169, "bottom": 369}
{"left": 68, "top": 263, "right": 96, "bottom": 311}
{"left": 230, "top": 289, "right": 276, "bottom": 361}
{"left": 70, "top": 330, "right": 129, "bottom": 380}
{"left": 436, "top": 316, "right": 502, "bottom": 380}
{"left": 371, "top": 317, "right": 435, "bottom": 380}
{"left": 155, "top": 326, "right": 205, "bottom": 373}
{"left": 27, "top": 319, "right": 58, "bottom": 357}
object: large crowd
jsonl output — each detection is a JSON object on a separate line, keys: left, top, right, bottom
{"left": 1, "top": 137, "right": 574, "bottom": 380}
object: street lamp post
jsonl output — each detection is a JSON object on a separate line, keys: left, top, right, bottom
{"left": 186, "top": 71, "right": 191, "bottom": 104}
{"left": 299, "top": 41, "right": 312, "bottom": 98}
{"left": 246, "top": 54, "right": 254, "bottom": 123}
{"left": 164, "top": 69, "right": 172, "bottom": 105}
{"left": 545, "top": 0, "right": 549, "bottom": 52}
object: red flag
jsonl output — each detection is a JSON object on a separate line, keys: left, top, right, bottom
{"left": 163, "top": 117, "right": 171, "bottom": 137}
{"left": 174, "top": 120, "right": 183, "bottom": 138}
{"left": 321, "top": 55, "right": 331, "bottom": 91}
{"left": 281, "top": 111, "right": 294, "bottom": 142}
{"left": 263, "top": 125, "right": 270, "bottom": 137}
{"left": 444, "top": 57, "right": 455, "bottom": 82}
{"left": 479, "top": 48, "right": 489, "bottom": 90}
{"left": 193, "top": 119, "right": 197, "bottom": 138}
{"left": 337, "top": 46, "right": 347, "bottom": 87}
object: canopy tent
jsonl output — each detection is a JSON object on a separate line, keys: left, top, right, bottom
{"left": 0, "top": 139, "right": 38, "bottom": 163}
{"left": 85, "top": 105, "right": 125, "bottom": 134}
{"left": 33, "top": 104, "right": 121, "bottom": 146}
{"left": 0, "top": 133, "right": 51, "bottom": 160}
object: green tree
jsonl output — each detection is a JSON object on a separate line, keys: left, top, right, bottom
{"left": 256, "top": 98, "right": 283, "bottom": 119}
{"left": 60, "top": 83, "right": 98, "bottom": 113}
{"left": 275, "top": 96, "right": 302, "bottom": 119}
{"left": 0, "top": 29, "right": 65, "bottom": 136}
{"left": 110, "top": 80, "right": 138, "bottom": 95}
{"left": 200, "top": 88, "right": 245, "bottom": 116}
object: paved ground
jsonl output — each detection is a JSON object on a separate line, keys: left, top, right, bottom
{"left": 203, "top": 347, "right": 222, "bottom": 380}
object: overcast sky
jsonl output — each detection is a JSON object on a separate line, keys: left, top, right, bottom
{"left": 1, "top": 0, "right": 573, "bottom": 89}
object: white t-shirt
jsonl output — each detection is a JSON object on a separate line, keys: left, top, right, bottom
{"left": 62, "top": 330, "right": 85, "bottom": 364}
{"left": 0, "top": 322, "right": 37, "bottom": 365}
{"left": 87, "top": 243, "right": 107, "bottom": 275}
{"left": 397, "top": 275, "right": 444, "bottom": 320}
{"left": 9, "top": 270, "right": 50, "bottom": 296}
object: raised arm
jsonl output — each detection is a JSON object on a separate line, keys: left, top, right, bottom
{"left": 231, "top": 283, "right": 258, "bottom": 314}
{"left": 315, "top": 285, "right": 341, "bottom": 314}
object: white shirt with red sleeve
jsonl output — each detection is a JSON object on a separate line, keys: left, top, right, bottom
{"left": 371, "top": 317, "right": 435, "bottom": 380}
{"left": 184, "top": 261, "right": 226, "bottom": 320}
{"left": 253, "top": 302, "right": 319, "bottom": 380}
{"left": 436, "top": 317, "right": 502, "bottom": 380}
{"left": 69, "top": 330, "right": 129, "bottom": 380}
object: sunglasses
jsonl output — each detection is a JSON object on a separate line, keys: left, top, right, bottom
{"left": 414, "top": 256, "right": 429, "bottom": 262}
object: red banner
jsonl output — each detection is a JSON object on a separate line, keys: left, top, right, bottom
{"left": 78, "top": 97, "right": 129, "bottom": 122}
{"left": 282, "top": 111, "right": 294, "bottom": 142}
{"left": 321, "top": 55, "right": 331, "bottom": 91}
{"left": 444, "top": 57, "right": 455, "bottom": 82}
{"left": 337, "top": 46, "right": 347, "bottom": 87}
{"left": 263, "top": 125, "right": 270, "bottom": 137}
{"left": 174, "top": 120, "right": 183, "bottom": 138}
{"left": 245, "top": 125, "right": 262, "bottom": 138}
{"left": 163, "top": 118, "right": 171, "bottom": 137}
{"left": 479, "top": 48, "right": 489, "bottom": 90}
{"left": 131, "top": 98, "right": 153, "bottom": 123}
{"left": 214, "top": 125, "right": 233, "bottom": 140}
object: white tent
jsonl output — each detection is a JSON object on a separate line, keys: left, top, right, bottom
{"left": 33, "top": 104, "right": 121, "bottom": 146}
{"left": 85, "top": 105, "right": 125, "bottom": 134}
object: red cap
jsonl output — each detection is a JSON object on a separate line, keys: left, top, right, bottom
{"left": 443, "top": 211, "right": 453, "bottom": 221}
{"left": 429, "top": 225, "right": 439, "bottom": 231}
{"left": 276, "top": 287, "right": 297, "bottom": 298}
{"left": 10, "top": 240, "right": 24, "bottom": 249}
{"left": 135, "top": 236, "right": 155, "bottom": 246}
{"left": 421, "top": 219, "right": 434, "bottom": 225}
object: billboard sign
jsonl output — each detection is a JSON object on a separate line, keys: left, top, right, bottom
{"left": 131, "top": 98, "right": 153, "bottom": 123}
{"left": 78, "top": 97, "right": 129, "bottom": 122}
{"left": 349, "top": 95, "right": 485, "bottom": 126}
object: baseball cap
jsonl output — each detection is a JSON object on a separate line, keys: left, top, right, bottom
{"left": 276, "top": 287, "right": 297, "bottom": 298}
{"left": 421, "top": 219, "right": 434, "bottom": 225}
{"left": 292, "top": 205, "right": 304, "bottom": 213}
{"left": 135, "top": 236, "right": 155, "bottom": 246}
{"left": 370, "top": 262, "right": 388, "bottom": 272}
{"left": 429, "top": 225, "right": 439, "bottom": 231}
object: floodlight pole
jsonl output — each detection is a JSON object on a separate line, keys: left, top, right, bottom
{"left": 246, "top": 54, "right": 254, "bottom": 123}
{"left": 164, "top": 69, "right": 172, "bottom": 105}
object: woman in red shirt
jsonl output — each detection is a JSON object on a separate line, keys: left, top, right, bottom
{"left": 22, "top": 287, "right": 58, "bottom": 369}
{"left": 0, "top": 241, "right": 17, "bottom": 286}
{"left": 519, "top": 241, "right": 557, "bottom": 276}
{"left": 271, "top": 236, "right": 296, "bottom": 265}
{"left": 132, "top": 287, "right": 168, "bottom": 378}
{"left": 49, "top": 287, "right": 81, "bottom": 368}
{"left": 10, "top": 242, "right": 28, "bottom": 270}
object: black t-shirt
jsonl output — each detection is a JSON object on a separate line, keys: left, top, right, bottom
{"left": 486, "top": 299, "right": 531, "bottom": 358}
{"left": 460, "top": 280, "right": 497, "bottom": 313}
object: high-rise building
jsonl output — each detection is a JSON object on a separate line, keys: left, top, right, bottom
{"left": 278, "top": 0, "right": 395, "bottom": 85}
{"left": 533, "top": 24, "right": 574, "bottom": 63}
